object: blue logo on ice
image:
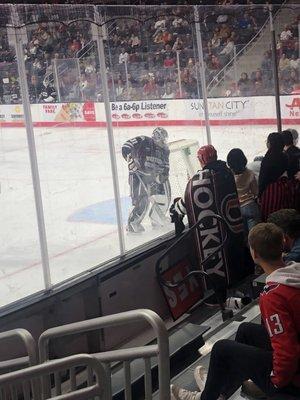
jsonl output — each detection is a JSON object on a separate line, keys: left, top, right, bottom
{"left": 68, "top": 197, "right": 131, "bottom": 225}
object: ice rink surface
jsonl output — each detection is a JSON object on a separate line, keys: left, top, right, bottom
{"left": 0, "top": 124, "right": 283, "bottom": 306}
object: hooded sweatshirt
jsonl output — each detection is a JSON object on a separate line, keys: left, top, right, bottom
{"left": 260, "top": 262, "right": 300, "bottom": 388}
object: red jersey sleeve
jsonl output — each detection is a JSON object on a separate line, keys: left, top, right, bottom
{"left": 260, "top": 289, "right": 300, "bottom": 388}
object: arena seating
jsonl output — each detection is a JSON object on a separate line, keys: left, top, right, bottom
{"left": 1, "top": 1, "right": 296, "bottom": 104}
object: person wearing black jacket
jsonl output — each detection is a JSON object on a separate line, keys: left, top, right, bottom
{"left": 258, "top": 132, "right": 295, "bottom": 221}
{"left": 258, "top": 132, "right": 288, "bottom": 197}
{"left": 282, "top": 130, "right": 300, "bottom": 179}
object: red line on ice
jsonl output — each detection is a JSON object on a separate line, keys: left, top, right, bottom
{"left": 0, "top": 229, "right": 117, "bottom": 281}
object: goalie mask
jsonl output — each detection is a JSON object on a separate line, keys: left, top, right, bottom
{"left": 152, "top": 127, "right": 168, "bottom": 144}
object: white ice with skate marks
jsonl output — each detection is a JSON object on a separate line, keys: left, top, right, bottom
{"left": 0, "top": 124, "right": 284, "bottom": 306}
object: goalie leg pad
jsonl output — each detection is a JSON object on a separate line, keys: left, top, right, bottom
{"left": 128, "top": 174, "right": 150, "bottom": 228}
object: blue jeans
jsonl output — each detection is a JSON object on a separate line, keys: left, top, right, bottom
{"left": 241, "top": 201, "right": 260, "bottom": 236}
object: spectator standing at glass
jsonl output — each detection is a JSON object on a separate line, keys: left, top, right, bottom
{"left": 282, "top": 129, "right": 300, "bottom": 179}
{"left": 258, "top": 132, "right": 294, "bottom": 221}
{"left": 227, "top": 148, "right": 260, "bottom": 236}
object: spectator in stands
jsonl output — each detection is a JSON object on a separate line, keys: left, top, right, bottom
{"left": 119, "top": 48, "right": 129, "bottom": 64}
{"left": 28, "top": 74, "right": 43, "bottom": 103}
{"left": 171, "top": 223, "right": 300, "bottom": 400}
{"left": 278, "top": 53, "right": 290, "bottom": 71}
{"left": 115, "top": 78, "right": 125, "bottom": 100}
{"left": 282, "top": 129, "right": 300, "bottom": 178}
{"left": 162, "top": 82, "right": 175, "bottom": 99}
{"left": 238, "top": 12, "right": 257, "bottom": 43}
{"left": 268, "top": 209, "right": 300, "bottom": 263}
{"left": 164, "top": 54, "right": 175, "bottom": 68}
{"left": 290, "top": 54, "right": 300, "bottom": 70}
{"left": 209, "top": 28, "right": 222, "bottom": 50}
{"left": 143, "top": 74, "right": 159, "bottom": 99}
{"left": 219, "top": 38, "right": 234, "bottom": 64}
{"left": 128, "top": 33, "right": 141, "bottom": 48}
{"left": 252, "top": 80, "right": 265, "bottom": 96}
{"left": 261, "top": 51, "right": 272, "bottom": 82}
{"left": 227, "top": 148, "right": 260, "bottom": 236}
{"left": 280, "top": 24, "right": 293, "bottom": 42}
{"left": 153, "top": 15, "right": 166, "bottom": 34}
{"left": 238, "top": 72, "right": 252, "bottom": 96}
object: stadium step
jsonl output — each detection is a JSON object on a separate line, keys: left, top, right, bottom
{"left": 111, "top": 323, "right": 210, "bottom": 400}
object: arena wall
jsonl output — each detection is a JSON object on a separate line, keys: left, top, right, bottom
{"left": 0, "top": 95, "right": 299, "bottom": 127}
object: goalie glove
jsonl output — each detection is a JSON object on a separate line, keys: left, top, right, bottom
{"left": 126, "top": 154, "right": 139, "bottom": 171}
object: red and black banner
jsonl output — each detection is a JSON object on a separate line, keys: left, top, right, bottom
{"left": 184, "top": 167, "right": 244, "bottom": 289}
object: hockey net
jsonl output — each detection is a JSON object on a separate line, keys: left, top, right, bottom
{"left": 168, "top": 139, "right": 200, "bottom": 199}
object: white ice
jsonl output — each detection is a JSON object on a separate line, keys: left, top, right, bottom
{"left": 0, "top": 123, "right": 289, "bottom": 307}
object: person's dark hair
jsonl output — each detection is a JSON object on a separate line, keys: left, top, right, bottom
{"left": 227, "top": 148, "right": 248, "bottom": 174}
{"left": 267, "top": 132, "right": 284, "bottom": 152}
{"left": 248, "top": 223, "right": 284, "bottom": 261}
{"left": 282, "top": 130, "right": 294, "bottom": 146}
{"left": 267, "top": 209, "right": 300, "bottom": 239}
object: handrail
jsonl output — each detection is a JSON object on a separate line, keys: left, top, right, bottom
{"left": 38, "top": 309, "right": 170, "bottom": 400}
{"left": 156, "top": 214, "right": 234, "bottom": 321}
{"left": 0, "top": 328, "right": 40, "bottom": 399}
{"left": 0, "top": 354, "right": 109, "bottom": 400}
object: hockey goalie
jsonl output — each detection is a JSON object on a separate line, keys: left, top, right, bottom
{"left": 170, "top": 145, "right": 246, "bottom": 300}
{"left": 122, "top": 127, "right": 171, "bottom": 233}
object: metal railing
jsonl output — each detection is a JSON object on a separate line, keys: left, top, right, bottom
{"left": 0, "top": 354, "right": 109, "bottom": 400}
{"left": 156, "top": 214, "right": 234, "bottom": 321}
{"left": 38, "top": 309, "right": 170, "bottom": 400}
{"left": 0, "top": 328, "right": 40, "bottom": 400}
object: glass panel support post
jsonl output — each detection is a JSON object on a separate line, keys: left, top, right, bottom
{"left": 93, "top": 8, "right": 126, "bottom": 256}
{"left": 176, "top": 50, "right": 182, "bottom": 98}
{"left": 269, "top": 6, "right": 282, "bottom": 133}
{"left": 11, "top": 6, "right": 52, "bottom": 290}
{"left": 194, "top": 6, "right": 212, "bottom": 145}
{"left": 298, "top": 22, "right": 300, "bottom": 59}
{"left": 52, "top": 59, "right": 61, "bottom": 103}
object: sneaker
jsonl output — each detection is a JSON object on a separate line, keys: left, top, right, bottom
{"left": 226, "top": 296, "right": 252, "bottom": 310}
{"left": 170, "top": 385, "right": 201, "bottom": 400}
{"left": 241, "top": 380, "right": 267, "bottom": 399}
{"left": 193, "top": 366, "right": 207, "bottom": 392}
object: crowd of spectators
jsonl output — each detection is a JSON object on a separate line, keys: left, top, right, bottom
{"left": 0, "top": 1, "right": 298, "bottom": 104}
{"left": 224, "top": 16, "right": 300, "bottom": 97}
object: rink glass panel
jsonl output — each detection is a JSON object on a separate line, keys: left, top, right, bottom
{"left": 0, "top": 61, "right": 44, "bottom": 306}
{"left": 24, "top": 5, "right": 120, "bottom": 285}
{"left": 101, "top": 4, "right": 206, "bottom": 251}
{"left": 0, "top": 3, "right": 299, "bottom": 307}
